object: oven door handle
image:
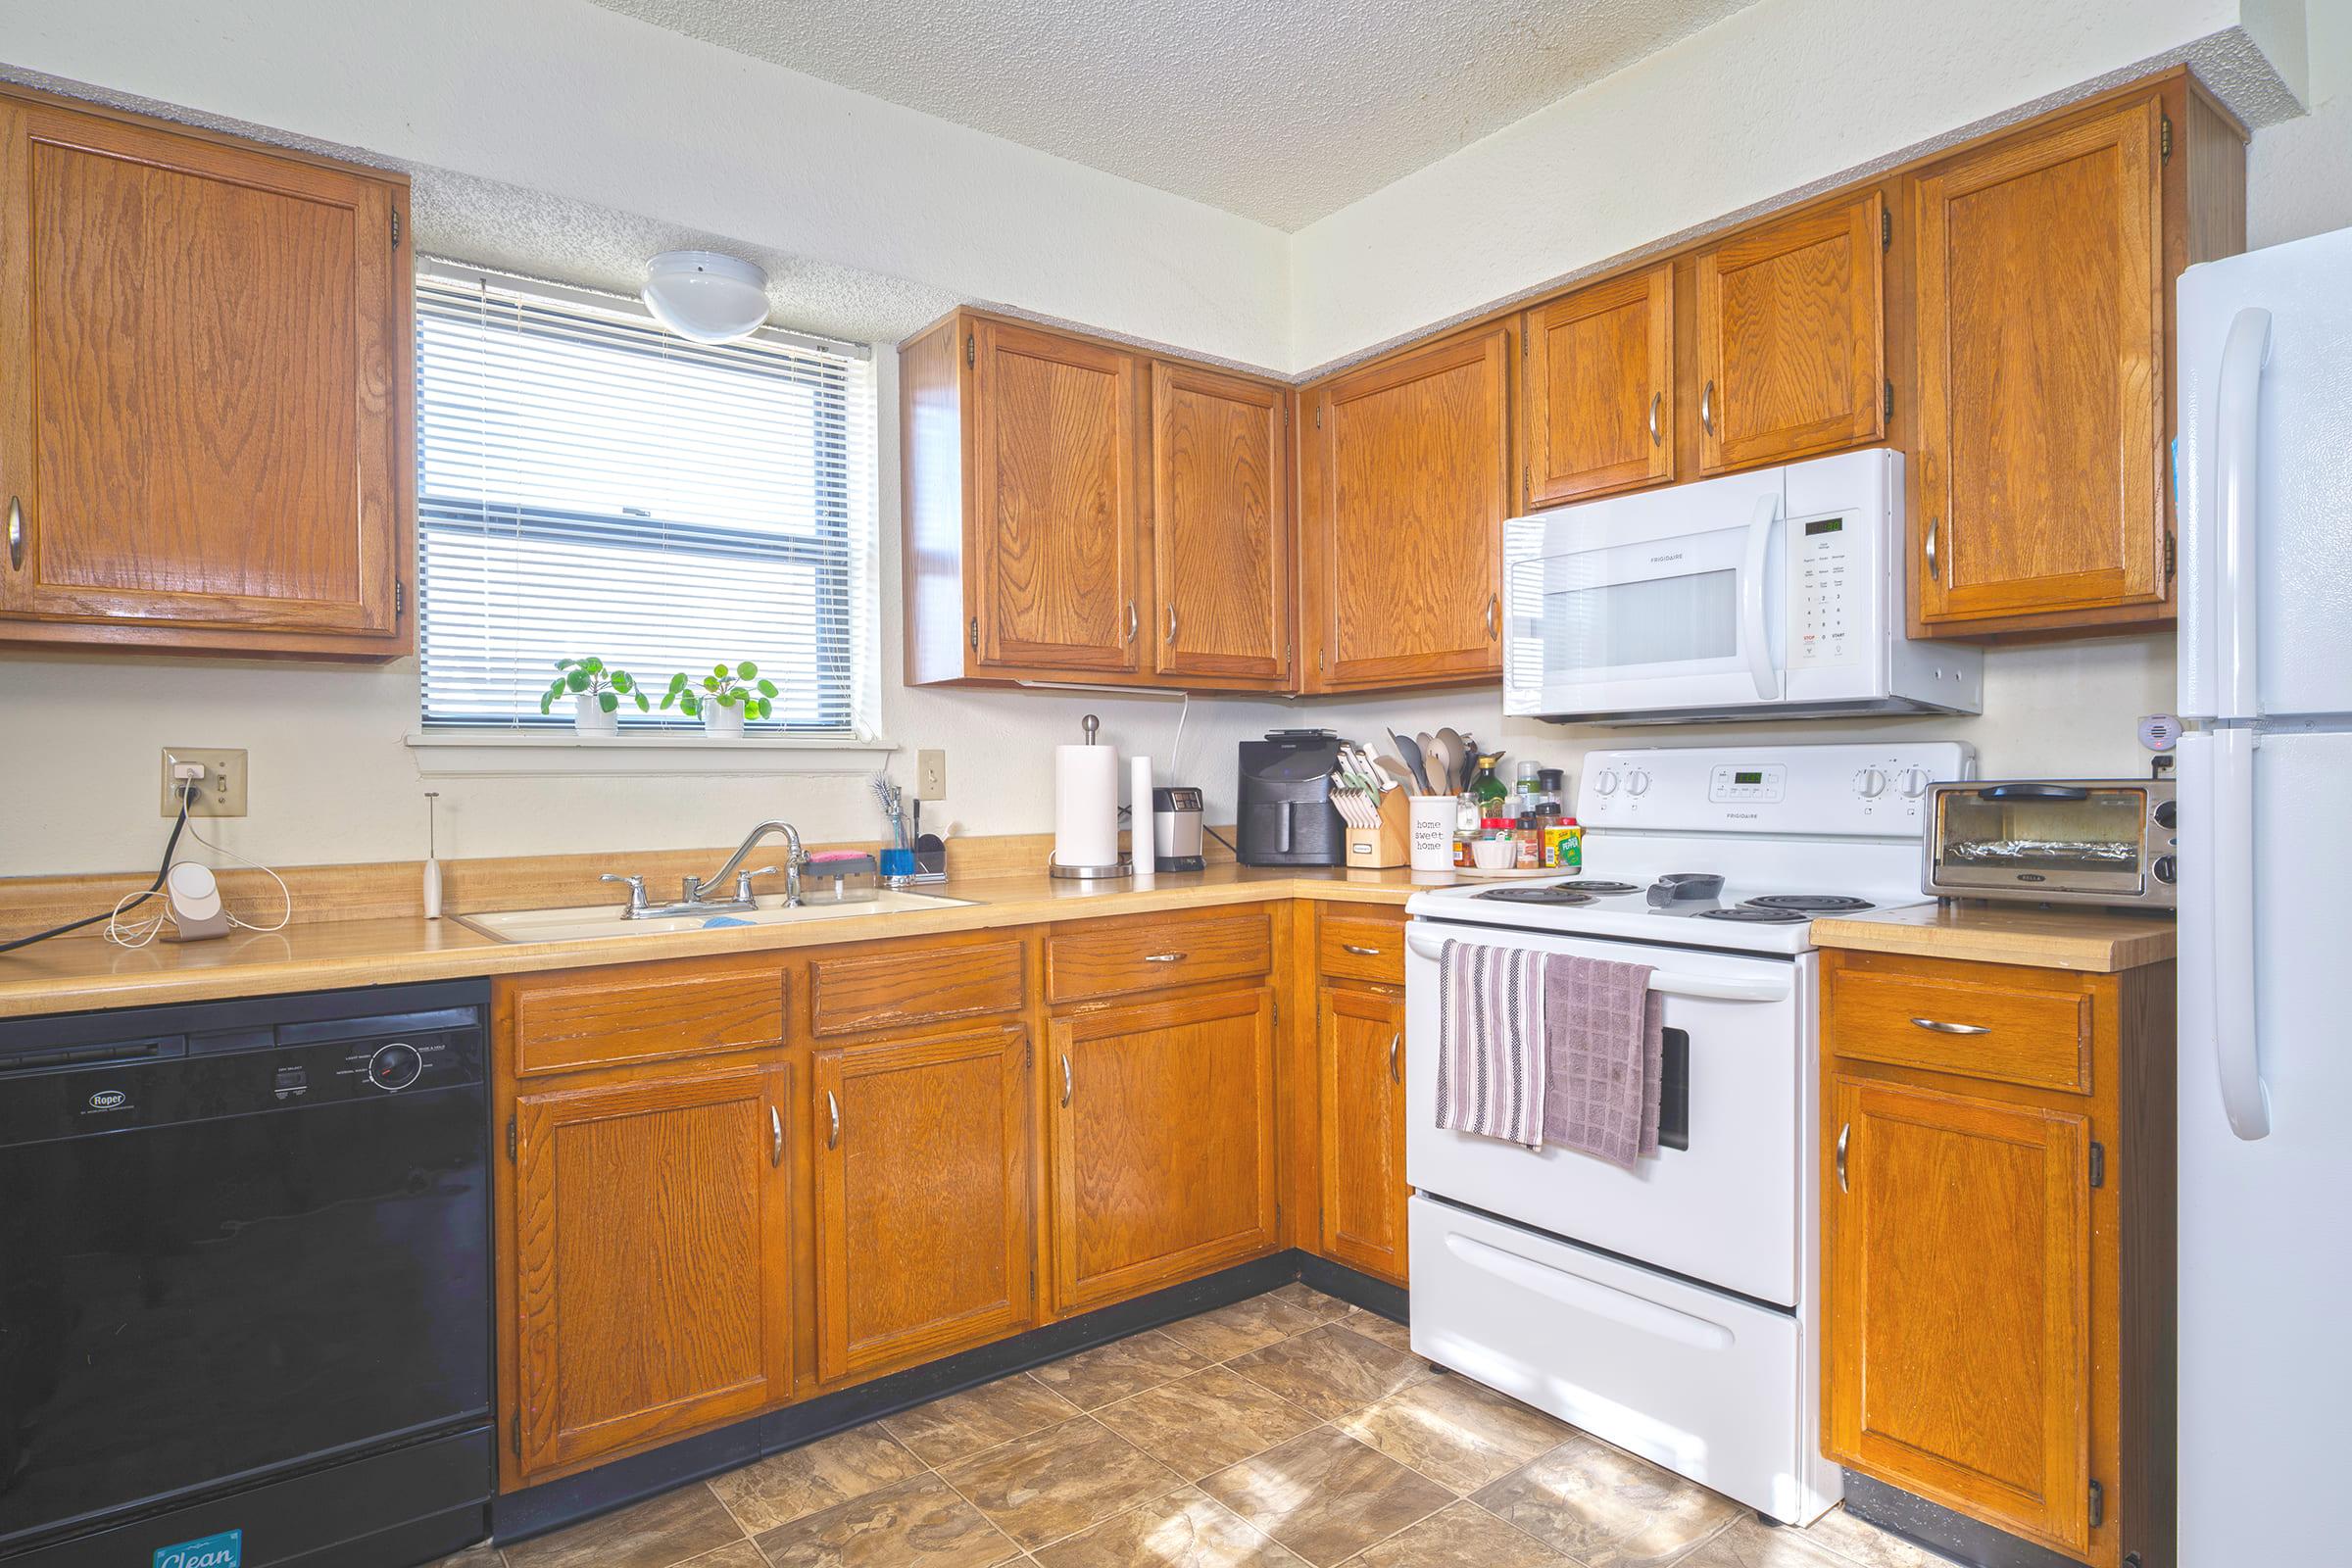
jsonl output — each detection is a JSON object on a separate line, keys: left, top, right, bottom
{"left": 1404, "top": 929, "right": 1788, "bottom": 1003}
{"left": 1740, "top": 490, "right": 1781, "bottom": 701}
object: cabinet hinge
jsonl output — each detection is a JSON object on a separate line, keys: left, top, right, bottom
{"left": 965, "top": 333, "right": 975, "bottom": 368}
{"left": 2088, "top": 1141, "right": 2106, "bottom": 1189}
{"left": 391, "top": 208, "right": 402, "bottom": 249}
{"left": 1271, "top": 996, "right": 1280, "bottom": 1028}
{"left": 1314, "top": 404, "right": 1323, "bottom": 430}
{"left": 1884, "top": 380, "right": 1895, "bottom": 421}
{"left": 394, "top": 578, "right": 406, "bottom": 619}
{"left": 2088, "top": 1479, "right": 2105, "bottom": 1530}
{"left": 1881, "top": 207, "right": 1891, "bottom": 251}
{"left": 968, "top": 616, "right": 979, "bottom": 651}
{"left": 2165, "top": 531, "right": 2178, "bottom": 582}
{"left": 511, "top": 1411, "right": 521, "bottom": 1455}
{"left": 506, "top": 1116, "right": 516, "bottom": 1160}
{"left": 2161, "top": 114, "right": 2174, "bottom": 164}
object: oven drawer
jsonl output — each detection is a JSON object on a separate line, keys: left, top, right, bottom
{"left": 1408, "top": 1197, "right": 1826, "bottom": 1523}
{"left": 1826, "top": 957, "right": 2091, "bottom": 1094}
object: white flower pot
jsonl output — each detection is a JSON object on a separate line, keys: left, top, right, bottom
{"left": 572, "top": 692, "right": 619, "bottom": 735}
{"left": 702, "top": 701, "right": 746, "bottom": 738}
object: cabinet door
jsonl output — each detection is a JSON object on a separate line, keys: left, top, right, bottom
{"left": 1523, "top": 267, "right": 1674, "bottom": 507}
{"left": 1317, "top": 986, "right": 1408, "bottom": 1282}
{"left": 1914, "top": 101, "right": 2166, "bottom": 628}
{"left": 513, "top": 1064, "right": 792, "bottom": 1478}
{"left": 1695, "top": 193, "right": 1885, "bottom": 473}
{"left": 1048, "top": 988, "right": 1277, "bottom": 1311}
{"left": 1826, "top": 1075, "right": 2092, "bottom": 1555}
{"left": 812, "top": 1028, "right": 1034, "bottom": 1381}
{"left": 1306, "top": 328, "right": 1510, "bottom": 689}
{"left": 1150, "top": 362, "right": 1290, "bottom": 685}
{"left": 0, "top": 97, "right": 408, "bottom": 654}
{"left": 970, "top": 318, "right": 1143, "bottom": 674}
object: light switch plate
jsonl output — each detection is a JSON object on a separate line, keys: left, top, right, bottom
{"left": 915, "top": 749, "right": 948, "bottom": 802}
{"left": 161, "top": 749, "right": 249, "bottom": 817}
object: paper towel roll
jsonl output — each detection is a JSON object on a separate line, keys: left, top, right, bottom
{"left": 1054, "top": 743, "right": 1121, "bottom": 870}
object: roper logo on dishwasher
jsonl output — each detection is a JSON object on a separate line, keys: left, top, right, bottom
{"left": 85, "top": 1089, "right": 128, "bottom": 1112}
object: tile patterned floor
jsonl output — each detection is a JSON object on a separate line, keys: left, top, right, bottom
{"left": 453, "top": 1284, "right": 1956, "bottom": 1568}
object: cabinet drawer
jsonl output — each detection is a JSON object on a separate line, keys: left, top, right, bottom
{"left": 811, "top": 939, "right": 1026, "bottom": 1039}
{"left": 1318, "top": 911, "right": 1405, "bottom": 986}
{"left": 509, "top": 961, "right": 787, "bottom": 1076}
{"left": 1828, "top": 964, "right": 2090, "bottom": 1094}
{"left": 1048, "top": 910, "right": 1272, "bottom": 1004}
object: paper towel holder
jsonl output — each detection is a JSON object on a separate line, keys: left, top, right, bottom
{"left": 1050, "top": 712, "right": 1134, "bottom": 881}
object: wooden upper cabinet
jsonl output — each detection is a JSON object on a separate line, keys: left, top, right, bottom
{"left": 1695, "top": 193, "right": 1885, "bottom": 474}
{"left": 1826, "top": 1073, "right": 2093, "bottom": 1556}
{"left": 970, "top": 318, "right": 1145, "bottom": 675}
{"left": 0, "top": 91, "right": 411, "bottom": 658}
{"left": 1317, "top": 985, "right": 1408, "bottom": 1283}
{"left": 511, "top": 1063, "right": 793, "bottom": 1480}
{"left": 1912, "top": 99, "right": 2168, "bottom": 632}
{"left": 812, "top": 1028, "right": 1033, "bottom": 1381}
{"left": 1150, "top": 362, "right": 1291, "bottom": 684}
{"left": 1301, "top": 326, "right": 1512, "bottom": 691}
{"left": 1522, "top": 267, "right": 1674, "bottom": 507}
{"left": 1046, "top": 986, "right": 1278, "bottom": 1312}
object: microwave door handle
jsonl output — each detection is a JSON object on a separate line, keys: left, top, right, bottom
{"left": 1740, "top": 492, "right": 1780, "bottom": 700}
{"left": 2214, "top": 307, "right": 2271, "bottom": 721}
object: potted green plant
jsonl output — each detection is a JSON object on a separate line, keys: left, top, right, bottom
{"left": 539, "top": 657, "right": 648, "bottom": 735}
{"left": 662, "top": 662, "right": 778, "bottom": 737}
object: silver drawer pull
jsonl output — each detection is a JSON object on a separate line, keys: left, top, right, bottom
{"left": 1836, "top": 1122, "right": 1850, "bottom": 1193}
{"left": 1143, "top": 951, "right": 1187, "bottom": 963}
{"left": 1648, "top": 392, "right": 1661, "bottom": 448}
{"left": 6, "top": 496, "right": 21, "bottom": 570}
{"left": 1388, "top": 1032, "right": 1401, "bottom": 1084}
{"left": 1059, "top": 1053, "right": 1073, "bottom": 1107}
{"left": 772, "top": 1104, "right": 785, "bottom": 1166}
{"left": 1342, "top": 943, "right": 1382, "bottom": 957}
{"left": 824, "top": 1091, "right": 839, "bottom": 1150}
{"left": 1911, "top": 1017, "right": 1990, "bottom": 1036}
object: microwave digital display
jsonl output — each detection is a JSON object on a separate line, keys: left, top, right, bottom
{"left": 1805, "top": 517, "right": 1844, "bottom": 536}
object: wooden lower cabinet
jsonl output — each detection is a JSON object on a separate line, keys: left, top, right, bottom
{"left": 812, "top": 1027, "right": 1034, "bottom": 1381}
{"left": 1047, "top": 986, "right": 1279, "bottom": 1312}
{"left": 511, "top": 1061, "right": 793, "bottom": 1481}
{"left": 1316, "top": 985, "right": 1408, "bottom": 1282}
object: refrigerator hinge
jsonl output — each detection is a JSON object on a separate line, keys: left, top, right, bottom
{"left": 2088, "top": 1479, "right": 2105, "bottom": 1530}
{"left": 2161, "top": 113, "right": 2174, "bottom": 164}
{"left": 1881, "top": 207, "right": 1892, "bottom": 251}
{"left": 507, "top": 1116, "right": 516, "bottom": 1160}
{"left": 2088, "top": 1141, "right": 2105, "bottom": 1189}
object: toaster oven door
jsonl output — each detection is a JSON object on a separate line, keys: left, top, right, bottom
{"left": 1928, "top": 782, "right": 2161, "bottom": 901}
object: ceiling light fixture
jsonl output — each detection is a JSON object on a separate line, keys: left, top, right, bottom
{"left": 640, "top": 250, "right": 770, "bottom": 343}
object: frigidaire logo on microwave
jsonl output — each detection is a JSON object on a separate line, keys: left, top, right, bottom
{"left": 1648, "top": 553, "right": 1684, "bottom": 564}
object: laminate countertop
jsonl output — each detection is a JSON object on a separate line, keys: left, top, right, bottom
{"left": 0, "top": 863, "right": 1444, "bottom": 1020}
{"left": 1810, "top": 900, "right": 2177, "bottom": 972}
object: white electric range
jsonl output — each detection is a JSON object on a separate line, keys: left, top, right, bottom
{"left": 1401, "top": 741, "right": 1971, "bottom": 1527}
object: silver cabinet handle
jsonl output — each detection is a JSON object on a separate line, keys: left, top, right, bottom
{"left": 771, "top": 1104, "right": 785, "bottom": 1166}
{"left": 1925, "top": 516, "right": 1941, "bottom": 582}
{"left": 1836, "top": 1122, "right": 1850, "bottom": 1193}
{"left": 1388, "top": 1032, "right": 1401, "bottom": 1084}
{"left": 1700, "top": 379, "right": 1715, "bottom": 435}
{"left": 1342, "top": 943, "right": 1382, "bottom": 956}
{"left": 1486, "top": 593, "right": 1498, "bottom": 641}
{"left": 1911, "top": 1016, "right": 1989, "bottom": 1036}
{"left": 6, "top": 495, "right": 20, "bottom": 570}
{"left": 1126, "top": 600, "right": 1138, "bottom": 644}
{"left": 1059, "top": 1053, "right": 1073, "bottom": 1107}
{"left": 1143, "top": 951, "right": 1187, "bottom": 963}
{"left": 1648, "top": 392, "right": 1661, "bottom": 448}
{"left": 823, "top": 1091, "right": 839, "bottom": 1150}
{"left": 1166, "top": 602, "right": 1179, "bottom": 647}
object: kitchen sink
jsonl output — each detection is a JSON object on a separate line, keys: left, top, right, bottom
{"left": 456, "top": 889, "right": 977, "bottom": 945}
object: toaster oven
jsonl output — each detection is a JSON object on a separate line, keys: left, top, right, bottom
{"left": 1922, "top": 779, "right": 2178, "bottom": 907}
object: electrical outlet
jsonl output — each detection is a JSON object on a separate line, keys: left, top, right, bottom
{"left": 915, "top": 749, "right": 948, "bottom": 802}
{"left": 160, "top": 749, "right": 249, "bottom": 817}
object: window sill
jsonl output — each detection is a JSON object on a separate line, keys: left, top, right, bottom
{"left": 405, "top": 730, "right": 897, "bottom": 778}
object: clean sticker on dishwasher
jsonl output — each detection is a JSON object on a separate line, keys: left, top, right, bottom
{"left": 155, "top": 1530, "right": 241, "bottom": 1568}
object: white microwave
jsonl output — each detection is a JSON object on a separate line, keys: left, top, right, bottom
{"left": 1502, "top": 449, "right": 1983, "bottom": 724}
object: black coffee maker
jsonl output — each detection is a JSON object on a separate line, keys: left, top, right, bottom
{"left": 1236, "top": 729, "right": 1347, "bottom": 866}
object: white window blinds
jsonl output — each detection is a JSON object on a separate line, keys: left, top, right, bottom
{"left": 414, "top": 266, "right": 874, "bottom": 733}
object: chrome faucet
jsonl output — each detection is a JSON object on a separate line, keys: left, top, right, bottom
{"left": 601, "top": 820, "right": 808, "bottom": 919}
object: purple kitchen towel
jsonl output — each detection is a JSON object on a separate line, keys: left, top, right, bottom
{"left": 1434, "top": 939, "right": 1546, "bottom": 1148}
{"left": 1541, "top": 954, "right": 1662, "bottom": 1170}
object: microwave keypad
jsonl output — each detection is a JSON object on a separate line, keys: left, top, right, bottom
{"left": 1792, "top": 514, "right": 1855, "bottom": 667}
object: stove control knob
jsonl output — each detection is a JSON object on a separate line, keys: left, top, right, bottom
{"left": 1594, "top": 769, "right": 1621, "bottom": 797}
{"left": 368, "top": 1042, "right": 423, "bottom": 1093}
{"left": 2153, "top": 799, "right": 2178, "bottom": 831}
{"left": 1853, "top": 767, "right": 1887, "bottom": 799}
{"left": 1897, "top": 766, "right": 1933, "bottom": 800}
{"left": 2152, "top": 854, "right": 2178, "bottom": 885}
{"left": 1624, "top": 768, "right": 1651, "bottom": 797}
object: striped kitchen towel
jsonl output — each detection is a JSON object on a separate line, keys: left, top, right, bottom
{"left": 1433, "top": 938, "right": 1547, "bottom": 1148}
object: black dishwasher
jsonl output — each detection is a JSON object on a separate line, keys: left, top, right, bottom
{"left": 0, "top": 981, "right": 492, "bottom": 1568}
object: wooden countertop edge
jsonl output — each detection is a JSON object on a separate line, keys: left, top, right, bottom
{"left": 1810, "top": 906, "right": 2177, "bottom": 973}
{"left": 0, "top": 870, "right": 1428, "bottom": 1018}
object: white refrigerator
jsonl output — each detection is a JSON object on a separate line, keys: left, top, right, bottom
{"left": 2175, "top": 223, "right": 2352, "bottom": 1567}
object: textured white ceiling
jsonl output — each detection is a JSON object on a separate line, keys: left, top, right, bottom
{"left": 586, "top": 0, "right": 1763, "bottom": 230}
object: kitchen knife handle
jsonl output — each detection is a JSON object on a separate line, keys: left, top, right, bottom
{"left": 1836, "top": 1122, "right": 1849, "bottom": 1193}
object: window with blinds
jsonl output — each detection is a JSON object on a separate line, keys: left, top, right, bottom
{"left": 413, "top": 266, "right": 874, "bottom": 733}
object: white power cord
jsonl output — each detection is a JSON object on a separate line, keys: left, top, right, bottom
{"left": 185, "top": 819, "right": 292, "bottom": 934}
{"left": 102, "top": 820, "right": 292, "bottom": 948}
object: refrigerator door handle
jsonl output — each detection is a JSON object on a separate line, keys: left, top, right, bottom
{"left": 2196, "top": 728, "right": 2271, "bottom": 1140}
{"left": 2213, "top": 307, "right": 2273, "bottom": 721}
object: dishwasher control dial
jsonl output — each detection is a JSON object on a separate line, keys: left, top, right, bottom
{"left": 368, "top": 1042, "right": 424, "bottom": 1092}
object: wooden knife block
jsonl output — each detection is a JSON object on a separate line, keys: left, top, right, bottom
{"left": 1343, "top": 789, "right": 1413, "bottom": 870}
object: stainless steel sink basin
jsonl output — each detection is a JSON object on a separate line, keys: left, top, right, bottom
{"left": 457, "top": 890, "right": 976, "bottom": 945}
